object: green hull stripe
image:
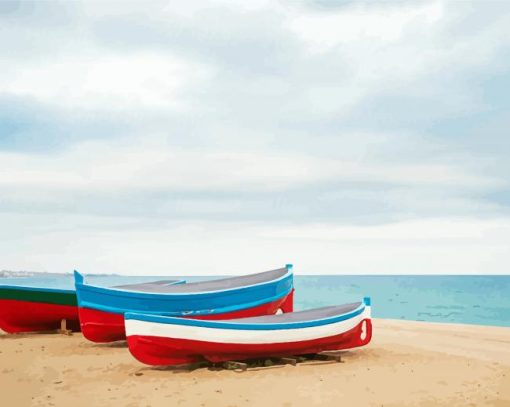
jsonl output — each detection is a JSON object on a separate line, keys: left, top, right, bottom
{"left": 0, "top": 288, "right": 77, "bottom": 306}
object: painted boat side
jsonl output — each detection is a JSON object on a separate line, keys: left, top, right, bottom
{"left": 0, "top": 286, "right": 79, "bottom": 333}
{"left": 127, "top": 319, "right": 371, "bottom": 365}
{"left": 0, "top": 299, "right": 80, "bottom": 333}
{"left": 0, "top": 286, "right": 77, "bottom": 306}
{"left": 125, "top": 299, "right": 371, "bottom": 366}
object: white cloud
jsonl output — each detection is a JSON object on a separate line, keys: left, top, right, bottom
{"left": 286, "top": 2, "right": 444, "bottom": 53}
{"left": 259, "top": 218, "right": 510, "bottom": 241}
{"left": 0, "top": 52, "right": 211, "bottom": 111}
{"left": 282, "top": 1, "right": 510, "bottom": 119}
{"left": 0, "top": 138, "right": 502, "bottom": 194}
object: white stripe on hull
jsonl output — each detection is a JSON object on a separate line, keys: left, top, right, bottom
{"left": 125, "top": 307, "right": 371, "bottom": 344}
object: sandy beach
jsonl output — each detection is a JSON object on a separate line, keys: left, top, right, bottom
{"left": 1, "top": 319, "right": 509, "bottom": 407}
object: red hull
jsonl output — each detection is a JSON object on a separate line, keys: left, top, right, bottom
{"left": 0, "top": 299, "right": 80, "bottom": 333}
{"left": 127, "top": 319, "right": 372, "bottom": 366}
{"left": 79, "top": 291, "right": 294, "bottom": 343}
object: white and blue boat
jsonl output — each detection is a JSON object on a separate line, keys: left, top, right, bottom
{"left": 125, "top": 297, "right": 372, "bottom": 366}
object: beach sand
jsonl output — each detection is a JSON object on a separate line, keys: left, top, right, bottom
{"left": 1, "top": 319, "right": 509, "bottom": 406}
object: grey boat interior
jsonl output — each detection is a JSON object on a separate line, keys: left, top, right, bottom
{"left": 113, "top": 280, "right": 183, "bottom": 292}
{"left": 223, "top": 302, "right": 363, "bottom": 324}
{"left": 109, "top": 267, "right": 289, "bottom": 294}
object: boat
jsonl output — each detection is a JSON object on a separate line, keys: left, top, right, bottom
{"left": 0, "top": 285, "right": 80, "bottom": 333}
{"left": 0, "top": 279, "right": 183, "bottom": 334}
{"left": 124, "top": 297, "right": 372, "bottom": 366}
{"left": 74, "top": 265, "right": 294, "bottom": 343}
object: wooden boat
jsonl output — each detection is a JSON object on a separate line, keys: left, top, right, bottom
{"left": 125, "top": 297, "right": 372, "bottom": 366}
{"left": 0, "top": 279, "right": 182, "bottom": 334}
{"left": 0, "top": 285, "right": 80, "bottom": 333}
{"left": 74, "top": 265, "right": 294, "bottom": 343}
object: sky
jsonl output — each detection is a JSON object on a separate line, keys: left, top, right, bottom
{"left": 0, "top": 0, "right": 509, "bottom": 275}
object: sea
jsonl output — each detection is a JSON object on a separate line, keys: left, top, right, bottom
{"left": 1, "top": 275, "right": 509, "bottom": 327}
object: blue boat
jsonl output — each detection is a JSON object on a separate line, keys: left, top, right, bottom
{"left": 74, "top": 265, "right": 294, "bottom": 343}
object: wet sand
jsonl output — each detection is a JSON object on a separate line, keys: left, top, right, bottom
{"left": 1, "top": 319, "right": 509, "bottom": 406}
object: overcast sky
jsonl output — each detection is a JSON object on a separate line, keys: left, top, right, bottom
{"left": 1, "top": 0, "right": 509, "bottom": 275}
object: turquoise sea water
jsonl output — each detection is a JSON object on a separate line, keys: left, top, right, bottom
{"left": 1, "top": 275, "right": 509, "bottom": 327}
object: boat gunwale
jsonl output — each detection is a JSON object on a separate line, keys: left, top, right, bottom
{"left": 0, "top": 278, "right": 187, "bottom": 296}
{"left": 110, "top": 278, "right": 186, "bottom": 294}
{"left": 74, "top": 266, "right": 293, "bottom": 298}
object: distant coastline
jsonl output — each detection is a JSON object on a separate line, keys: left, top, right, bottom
{"left": 0, "top": 270, "right": 66, "bottom": 278}
{"left": 0, "top": 270, "right": 117, "bottom": 278}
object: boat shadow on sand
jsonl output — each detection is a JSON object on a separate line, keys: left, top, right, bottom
{"left": 0, "top": 330, "right": 72, "bottom": 339}
{"left": 90, "top": 340, "right": 128, "bottom": 348}
{"left": 134, "top": 351, "right": 356, "bottom": 375}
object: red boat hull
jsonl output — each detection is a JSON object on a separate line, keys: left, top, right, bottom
{"left": 79, "top": 290, "right": 294, "bottom": 343}
{"left": 0, "top": 299, "right": 80, "bottom": 334}
{"left": 127, "top": 318, "right": 372, "bottom": 366}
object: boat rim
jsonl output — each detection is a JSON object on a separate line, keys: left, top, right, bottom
{"left": 74, "top": 265, "right": 293, "bottom": 297}
{"left": 125, "top": 297, "right": 371, "bottom": 331}
{"left": 0, "top": 285, "right": 76, "bottom": 295}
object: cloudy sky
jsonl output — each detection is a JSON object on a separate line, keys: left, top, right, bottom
{"left": 1, "top": 0, "right": 509, "bottom": 275}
